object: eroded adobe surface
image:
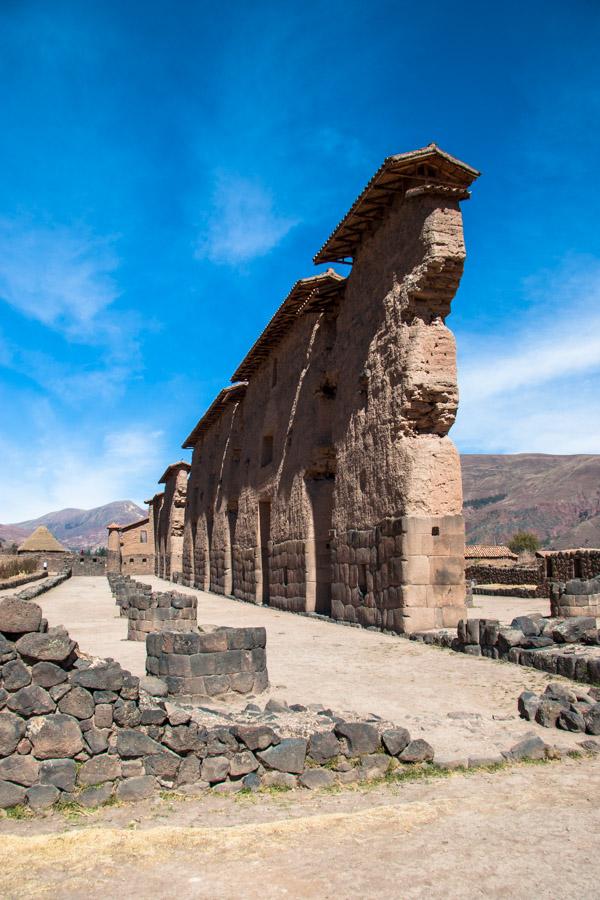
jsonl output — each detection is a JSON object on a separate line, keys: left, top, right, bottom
{"left": 144, "top": 145, "right": 480, "bottom": 634}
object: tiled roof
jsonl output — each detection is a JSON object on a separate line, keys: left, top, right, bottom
{"left": 182, "top": 382, "right": 248, "bottom": 450}
{"left": 313, "top": 143, "right": 479, "bottom": 265}
{"left": 231, "top": 270, "right": 346, "bottom": 383}
{"left": 465, "top": 545, "right": 517, "bottom": 560}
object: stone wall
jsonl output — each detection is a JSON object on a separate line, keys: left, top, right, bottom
{"left": 145, "top": 627, "right": 267, "bottom": 697}
{"left": 13, "top": 551, "right": 71, "bottom": 574}
{"left": 0, "top": 594, "right": 446, "bottom": 811}
{"left": 540, "top": 550, "right": 600, "bottom": 585}
{"left": 126, "top": 591, "right": 197, "bottom": 642}
{"left": 170, "top": 146, "right": 479, "bottom": 635}
{"left": 466, "top": 564, "right": 542, "bottom": 587}
{"left": 412, "top": 612, "right": 600, "bottom": 685}
{"left": 550, "top": 575, "right": 600, "bottom": 617}
{"left": 71, "top": 555, "right": 107, "bottom": 576}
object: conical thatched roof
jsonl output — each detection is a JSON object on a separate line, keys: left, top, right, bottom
{"left": 17, "top": 526, "right": 68, "bottom": 553}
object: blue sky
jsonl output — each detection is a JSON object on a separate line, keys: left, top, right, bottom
{"left": 1, "top": 0, "right": 599, "bottom": 521}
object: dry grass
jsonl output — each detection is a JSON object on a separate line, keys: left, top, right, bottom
{"left": 0, "top": 555, "right": 38, "bottom": 580}
{"left": 0, "top": 800, "right": 445, "bottom": 888}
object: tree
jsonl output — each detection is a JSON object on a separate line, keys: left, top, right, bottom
{"left": 508, "top": 531, "right": 540, "bottom": 554}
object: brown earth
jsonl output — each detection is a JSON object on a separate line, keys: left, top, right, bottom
{"left": 462, "top": 453, "right": 600, "bottom": 548}
{"left": 0, "top": 756, "right": 599, "bottom": 899}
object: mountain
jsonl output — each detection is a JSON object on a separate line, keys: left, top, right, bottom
{"left": 0, "top": 501, "right": 146, "bottom": 550}
{"left": 461, "top": 454, "right": 600, "bottom": 549}
{"left": 1, "top": 454, "right": 599, "bottom": 552}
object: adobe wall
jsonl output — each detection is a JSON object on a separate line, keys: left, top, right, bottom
{"left": 177, "top": 149, "right": 477, "bottom": 634}
{"left": 156, "top": 465, "right": 189, "bottom": 582}
{"left": 107, "top": 517, "right": 155, "bottom": 576}
{"left": 71, "top": 555, "right": 107, "bottom": 576}
{"left": 14, "top": 551, "right": 71, "bottom": 574}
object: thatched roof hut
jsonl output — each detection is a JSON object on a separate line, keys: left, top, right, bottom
{"left": 17, "top": 526, "right": 68, "bottom": 554}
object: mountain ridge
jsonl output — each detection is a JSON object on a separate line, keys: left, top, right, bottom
{"left": 1, "top": 454, "right": 598, "bottom": 551}
{"left": 0, "top": 501, "right": 146, "bottom": 550}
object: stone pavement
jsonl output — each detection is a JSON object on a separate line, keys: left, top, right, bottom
{"left": 34, "top": 576, "right": 585, "bottom": 760}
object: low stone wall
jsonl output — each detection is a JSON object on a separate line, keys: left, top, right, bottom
{"left": 411, "top": 613, "right": 600, "bottom": 685}
{"left": 14, "top": 571, "right": 71, "bottom": 601}
{"left": 107, "top": 574, "right": 153, "bottom": 617}
{"left": 146, "top": 627, "right": 268, "bottom": 697}
{"left": 550, "top": 575, "right": 600, "bottom": 617}
{"left": 127, "top": 591, "right": 197, "bottom": 642}
{"left": 0, "top": 594, "right": 453, "bottom": 812}
{"left": 0, "top": 571, "right": 47, "bottom": 592}
{"left": 467, "top": 564, "right": 542, "bottom": 588}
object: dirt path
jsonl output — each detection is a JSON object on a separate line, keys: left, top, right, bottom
{"left": 1, "top": 756, "right": 598, "bottom": 899}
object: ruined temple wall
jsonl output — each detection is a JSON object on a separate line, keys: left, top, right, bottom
{"left": 183, "top": 314, "right": 334, "bottom": 611}
{"left": 178, "top": 168, "right": 471, "bottom": 632}
{"left": 155, "top": 468, "right": 188, "bottom": 582}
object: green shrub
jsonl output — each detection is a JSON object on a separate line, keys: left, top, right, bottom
{"left": 508, "top": 531, "right": 541, "bottom": 554}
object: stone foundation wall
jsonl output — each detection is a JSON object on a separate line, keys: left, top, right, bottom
{"left": 551, "top": 576, "right": 600, "bottom": 617}
{"left": 270, "top": 539, "right": 306, "bottom": 612}
{"left": 331, "top": 515, "right": 465, "bottom": 633}
{"left": 145, "top": 627, "right": 268, "bottom": 697}
{"left": 127, "top": 592, "right": 197, "bottom": 642}
{"left": 233, "top": 547, "right": 257, "bottom": 604}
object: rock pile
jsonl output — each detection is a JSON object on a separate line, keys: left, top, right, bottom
{"left": 0, "top": 595, "right": 438, "bottom": 811}
{"left": 146, "top": 627, "right": 268, "bottom": 697}
{"left": 518, "top": 682, "right": 600, "bottom": 735}
{"left": 411, "top": 614, "right": 600, "bottom": 684}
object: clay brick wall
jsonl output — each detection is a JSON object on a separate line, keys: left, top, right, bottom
{"left": 107, "top": 516, "right": 155, "bottom": 576}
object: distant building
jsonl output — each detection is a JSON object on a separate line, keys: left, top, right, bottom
{"left": 465, "top": 545, "right": 518, "bottom": 568}
{"left": 107, "top": 513, "right": 155, "bottom": 576}
{"left": 17, "top": 526, "right": 69, "bottom": 572}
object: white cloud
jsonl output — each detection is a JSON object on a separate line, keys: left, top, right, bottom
{"left": 0, "top": 409, "right": 166, "bottom": 522}
{"left": 0, "top": 218, "right": 119, "bottom": 337}
{"left": 453, "top": 258, "right": 600, "bottom": 453}
{"left": 196, "top": 173, "right": 297, "bottom": 265}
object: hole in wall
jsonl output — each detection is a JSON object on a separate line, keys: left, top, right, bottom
{"left": 432, "top": 526, "right": 440, "bottom": 536}
{"left": 358, "top": 563, "right": 367, "bottom": 595}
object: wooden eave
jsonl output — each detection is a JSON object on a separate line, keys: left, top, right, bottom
{"left": 231, "top": 270, "right": 346, "bottom": 382}
{"left": 313, "top": 143, "right": 480, "bottom": 265}
{"left": 182, "top": 383, "right": 248, "bottom": 449}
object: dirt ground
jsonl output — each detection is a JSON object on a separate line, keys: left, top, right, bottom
{"left": 0, "top": 755, "right": 598, "bottom": 899}
{"left": 36, "top": 576, "right": 582, "bottom": 760}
